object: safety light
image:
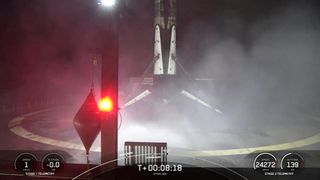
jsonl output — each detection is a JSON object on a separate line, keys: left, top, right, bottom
{"left": 98, "top": 0, "right": 116, "bottom": 7}
{"left": 99, "top": 97, "right": 114, "bottom": 112}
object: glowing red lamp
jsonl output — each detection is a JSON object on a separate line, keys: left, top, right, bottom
{"left": 98, "top": 97, "right": 114, "bottom": 112}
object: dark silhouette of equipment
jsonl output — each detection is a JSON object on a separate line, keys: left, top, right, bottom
{"left": 73, "top": 88, "right": 101, "bottom": 155}
{"left": 124, "top": 142, "right": 167, "bottom": 165}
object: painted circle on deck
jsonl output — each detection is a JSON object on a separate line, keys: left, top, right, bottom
{"left": 8, "top": 108, "right": 320, "bottom": 156}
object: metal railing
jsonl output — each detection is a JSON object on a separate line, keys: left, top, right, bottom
{"left": 124, "top": 142, "right": 167, "bottom": 166}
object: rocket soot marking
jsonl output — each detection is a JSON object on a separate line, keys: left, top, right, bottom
{"left": 7, "top": 108, "right": 320, "bottom": 156}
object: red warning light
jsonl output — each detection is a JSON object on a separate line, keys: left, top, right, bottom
{"left": 99, "top": 97, "right": 114, "bottom": 112}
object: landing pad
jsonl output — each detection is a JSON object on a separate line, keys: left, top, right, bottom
{"left": 6, "top": 106, "right": 320, "bottom": 168}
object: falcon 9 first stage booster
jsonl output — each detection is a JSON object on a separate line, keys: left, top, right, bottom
{"left": 123, "top": 0, "right": 221, "bottom": 112}
{"left": 153, "top": 0, "right": 177, "bottom": 76}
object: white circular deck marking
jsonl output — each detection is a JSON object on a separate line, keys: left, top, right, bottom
{"left": 8, "top": 109, "right": 320, "bottom": 156}
{"left": 8, "top": 109, "right": 100, "bottom": 152}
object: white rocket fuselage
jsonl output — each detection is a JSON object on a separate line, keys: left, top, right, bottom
{"left": 123, "top": 0, "right": 219, "bottom": 113}
{"left": 153, "top": 0, "right": 177, "bottom": 76}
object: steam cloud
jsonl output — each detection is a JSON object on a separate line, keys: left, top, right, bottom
{"left": 119, "top": 0, "right": 320, "bottom": 152}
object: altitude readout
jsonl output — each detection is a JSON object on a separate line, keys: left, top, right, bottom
{"left": 42, "top": 153, "right": 64, "bottom": 172}
{"left": 281, "top": 153, "right": 304, "bottom": 172}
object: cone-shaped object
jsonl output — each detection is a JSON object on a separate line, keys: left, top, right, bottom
{"left": 73, "top": 89, "right": 101, "bottom": 155}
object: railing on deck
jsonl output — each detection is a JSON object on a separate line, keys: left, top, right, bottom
{"left": 124, "top": 142, "right": 168, "bottom": 166}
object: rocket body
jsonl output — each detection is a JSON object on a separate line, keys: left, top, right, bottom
{"left": 123, "top": 0, "right": 218, "bottom": 113}
{"left": 153, "top": 0, "right": 177, "bottom": 75}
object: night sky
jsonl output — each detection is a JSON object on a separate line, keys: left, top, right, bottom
{"left": 1, "top": 0, "right": 320, "bottom": 109}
